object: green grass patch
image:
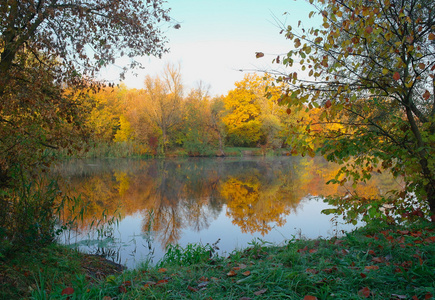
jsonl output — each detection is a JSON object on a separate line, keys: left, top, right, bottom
{"left": 2, "top": 221, "right": 434, "bottom": 299}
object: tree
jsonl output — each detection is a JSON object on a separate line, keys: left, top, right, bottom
{"left": 0, "top": 0, "right": 171, "bottom": 181}
{"left": 223, "top": 74, "right": 265, "bottom": 147}
{"left": 142, "top": 64, "right": 184, "bottom": 153}
{"left": 0, "top": 0, "right": 171, "bottom": 251}
{"left": 271, "top": 0, "right": 435, "bottom": 217}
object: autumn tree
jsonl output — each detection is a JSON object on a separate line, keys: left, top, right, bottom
{"left": 271, "top": 0, "right": 435, "bottom": 217}
{"left": 223, "top": 74, "right": 266, "bottom": 147}
{"left": 0, "top": 0, "right": 171, "bottom": 250}
{"left": 182, "top": 82, "right": 215, "bottom": 156}
{"left": 0, "top": 0, "right": 171, "bottom": 181}
{"left": 142, "top": 64, "right": 184, "bottom": 154}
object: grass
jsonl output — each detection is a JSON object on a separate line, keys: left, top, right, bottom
{"left": 1, "top": 221, "right": 434, "bottom": 299}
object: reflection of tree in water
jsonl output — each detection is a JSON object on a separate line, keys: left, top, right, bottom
{"left": 141, "top": 159, "right": 224, "bottom": 248}
{"left": 54, "top": 156, "right": 401, "bottom": 247}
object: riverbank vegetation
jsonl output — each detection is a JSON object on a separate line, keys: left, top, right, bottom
{"left": 1, "top": 220, "right": 433, "bottom": 299}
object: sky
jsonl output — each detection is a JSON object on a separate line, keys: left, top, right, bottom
{"left": 106, "top": 0, "right": 318, "bottom": 97}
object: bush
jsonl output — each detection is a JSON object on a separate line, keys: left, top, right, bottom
{"left": 0, "top": 177, "right": 62, "bottom": 257}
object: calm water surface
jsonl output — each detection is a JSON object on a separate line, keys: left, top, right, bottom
{"left": 53, "top": 156, "right": 400, "bottom": 269}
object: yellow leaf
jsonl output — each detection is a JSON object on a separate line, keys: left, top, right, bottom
{"left": 382, "top": 68, "right": 389, "bottom": 75}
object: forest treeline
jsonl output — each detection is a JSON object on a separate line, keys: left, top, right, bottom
{"left": 64, "top": 65, "right": 322, "bottom": 158}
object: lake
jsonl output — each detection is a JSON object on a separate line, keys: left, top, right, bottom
{"left": 52, "top": 156, "right": 401, "bottom": 269}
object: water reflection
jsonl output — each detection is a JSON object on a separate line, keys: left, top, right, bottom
{"left": 53, "top": 156, "right": 401, "bottom": 268}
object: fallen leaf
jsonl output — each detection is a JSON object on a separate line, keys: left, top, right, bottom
{"left": 118, "top": 286, "right": 127, "bottom": 293}
{"left": 360, "top": 273, "right": 367, "bottom": 278}
{"left": 122, "top": 281, "right": 131, "bottom": 287}
{"left": 254, "top": 289, "right": 267, "bottom": 296}
{"left": 365, "top": 265, "right": 379, "bottom": 271}
{"left": 359, "top": 287, "right": 371, "bottom": 298}
{"left": 227, "top": 270, "right": 237, "bottom": 277}
{"left": 412, "top": 296, "right": 419, "bottom": 300}
{"left": 188, "top": 286, "right": 198, "bottom": 292}
{"left": 239, "top": 297, "right": 253, "bottom": 300}
{"left": 306, "top": 268, "right": 319, "bottom": 274}
{"left": 238, "top": 263, "right": 248, "bottom": 269}
{"left": 156, "top": 279, "right": 169, "bottom": 286}
{"left": 199, "top": 276, "right": 208, "bottom": 282}
{"left": 242, "top": 270, "right": 251, "bottom": 276}
{"left": 304, "top": 296, "right": 318, "bottom": 300}
{"left": 372, "top": 257, "right": 384, "bottom": 263}
{"left": 297, "top": 246, "right": 308, "bottom": 253}
{"left": 158, "top": 268, "right": 167, "bottom": 273}
{"left": 102, "top": 297, "right": 112, "bottom": 300}
{"left": 255, "top": 52, "right": 264, "bottom": 58}
{"left": 425, "top": 292, "right": 433, "bottom": 299}
{"left": 61, "top": 287, "right": 74, "bottom": 295}
{"left": 309, "top": 249, "right": 318, "bottom": 254}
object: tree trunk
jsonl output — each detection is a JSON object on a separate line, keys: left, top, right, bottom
{"left": 420, "top": 158, "right": 435, "bottom": 221}
{"left": 425, "top": 179, "right": 435, "bottom": 221}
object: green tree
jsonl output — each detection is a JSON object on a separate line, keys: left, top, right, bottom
{"left": 272, "top": 0, "right": 435, "bottom": 217}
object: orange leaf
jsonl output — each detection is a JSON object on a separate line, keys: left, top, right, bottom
{"left": 122, "top": 281, "right": 131, "bottom": 287}
{"left": 158, "top": 268, "right": 167, "bottom": 273}
{"left": 365, "top": 265, "right": 379, "bottom": 271}
{"left": 393, "top": 72, "right": 400, "bottom": 81}
{"left": 242, "top": 270, "right": 251, "bottom": 276}
{"left": 61, "top": 287, "right": 74, "bottom": 295}
{"left": 309, "top": 249, "right": 318, "bottom": 254}
{"left": 227, "top": 270, "right": 237, "bottom": 277}
{"left": 423, "top": 90, "right": 431, "bottom": 100}
{"left": 156, "top": 279, "right": 169, "bottom": 286}
{"left": 359, "top": 287, "right": 371, "bottom": 298}
{"left": 429, "top": 33, "right": 435, "bottom": 40}
{"left": 254, "top": 288, "right": 267, "bottom": 296}
{"left": 286, "top": 108, "right": 291, "bottom": 114}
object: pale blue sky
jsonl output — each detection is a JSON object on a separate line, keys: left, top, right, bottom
{"left": 111, "top": 0, "right": 319, "bottom": 96}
